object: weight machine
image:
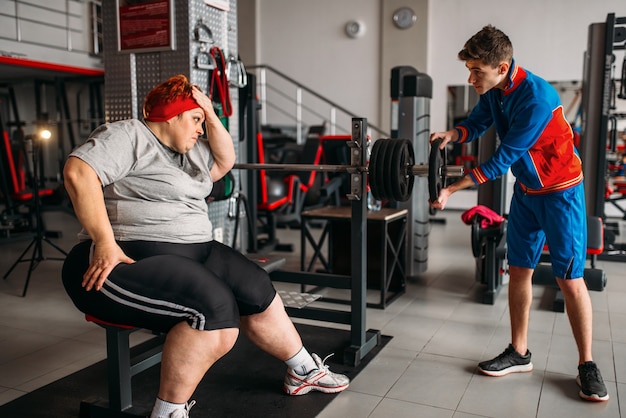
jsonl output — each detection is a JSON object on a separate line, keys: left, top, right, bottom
{"left": 580, "top": 12, "right": 626, "bottom": 222}
{"left": 579, "top": 13, "right": 626, "bottom": 260}
{"left": 389, "top": 66, "right": 433, "bottom": 277}
{"left": 236, "top": 119, "right": 465, "bottom": 365}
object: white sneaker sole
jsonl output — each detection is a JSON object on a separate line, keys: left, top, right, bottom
{"left": 479, "top": 362, "right": 533, "bottom": 377}
{"left": 576, "top": 375, "right": 610, "bottom": 401}
{"left": 284, "top": 382, "right": 349, "bottom": 396}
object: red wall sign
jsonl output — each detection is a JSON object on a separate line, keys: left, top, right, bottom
{"left": 118, "top": 0, "right": 173, "bottom": 52}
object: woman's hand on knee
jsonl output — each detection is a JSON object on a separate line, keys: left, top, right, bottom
{"left": 83, "top": 242, "right": 135, "bottom": 291}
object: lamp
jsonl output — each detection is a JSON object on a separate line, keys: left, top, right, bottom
{"left": 39, "top": 128, "right": 52, "bottom": 141}
{"left": 3, "top": 129, "right": 67, "bottom": 297}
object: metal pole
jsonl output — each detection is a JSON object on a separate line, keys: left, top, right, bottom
{"left": 259, "top": 67, "right": 267, "bottom": 125}
{"left": 296, "top": 87, "right": 302, "bottom": 143}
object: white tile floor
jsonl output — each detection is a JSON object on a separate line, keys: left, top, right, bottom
{"left": 0, "top": 207, "right": 625, "bottom": 417}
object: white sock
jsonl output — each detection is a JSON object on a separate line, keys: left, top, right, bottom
{"left": 151, "top": 397, "right": 186, "bottom": 418}
{"left": 285, "top": 346, "right": 317, "bottom": 375}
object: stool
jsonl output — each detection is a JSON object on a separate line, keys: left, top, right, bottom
{"left": 299, "top": 206, "right": 407, "bottom": 309}
{"left": 79, "top": 315, "right": 165, "bottom": 418}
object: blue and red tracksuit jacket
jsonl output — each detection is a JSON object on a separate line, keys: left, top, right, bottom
{"left": 455, "top": 59, "right": 583, "bottom": 195}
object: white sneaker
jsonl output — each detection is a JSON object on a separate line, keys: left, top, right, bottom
{"left": 169, "top": 400, "right": 196, "bottom": 418}
{"left": 283, "top": 353, "right": 350, "bottom": 395}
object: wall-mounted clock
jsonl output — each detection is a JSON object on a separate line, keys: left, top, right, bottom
{"left": 392, "top": 7, "right": 417, "bottom": 30}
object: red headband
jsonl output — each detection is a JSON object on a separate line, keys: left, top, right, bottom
{"left": 144, "top": 97, "right": 200, "bottom": 122}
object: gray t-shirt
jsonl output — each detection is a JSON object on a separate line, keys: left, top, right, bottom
{"left": 70, "top": 119, "right": 215, "bottom": 243}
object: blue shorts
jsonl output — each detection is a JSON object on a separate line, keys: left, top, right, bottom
{"left": 507, "top": 182, "right": 587, "bottom": 279}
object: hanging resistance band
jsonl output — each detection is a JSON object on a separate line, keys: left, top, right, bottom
{"left": 208, "top": 46, "right": 233, "bottom": 118}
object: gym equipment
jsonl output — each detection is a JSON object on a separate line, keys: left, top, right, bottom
{"left": 473, "top": 127, "right": 510, "bottom": 304}
{"left": 390, "top": 66, "right": 432, "bottom": 277}
{"left": 269, "top": 117, "right": 382, "bottom": 366}
{"left": 233, "top": 137, "right": 464, "bottom": 203}
{"left": 428, "top": 139, "right": 447, "bottom": 202}
{"left": 3, "top": 134, "right": 67, "bottom": 297}
{"left": 470, "top": 216, "right": 508, "bottom": 305}
{"left": 580, "top": 13, "right": 626, "bottom": 219}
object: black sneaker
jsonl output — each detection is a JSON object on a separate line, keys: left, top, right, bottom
{"left": 478, "top": 344, "right": 533, "bottom": 377}
{"left": 577, "top": 361, "right": 609, "bottom": 401}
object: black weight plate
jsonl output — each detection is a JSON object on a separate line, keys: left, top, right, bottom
{"left": 374, "top": 138, "right": 394, "bottom": 201}
{"left": 429, "top": 138, "right": 445, "bottom": 202}
{"left": 584, "top": 268, "right": 607, "bottom": 291}
{"left": 402, "top": 139, "right": 415, "bottom": 201}
{"left": 391, "top": 139, "right": 414, "bottom": 202}
{"left": 383, "top": 139, "right": 401, "bottom": 202}
{"left": 386, "top": 139, "right": 402, "bottom": 201}
{"left": 369, "top": 138, "right": 387, "bottom": 201}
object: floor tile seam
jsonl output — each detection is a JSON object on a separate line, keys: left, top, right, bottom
{"left": 608, "top": 333, "right": 625, "bottom": 390}
{"left": 608, "top": 309, "right": 626, "bottom": 343}
{"left": 416, "top": 351, "right": 479, "bottom": 364}
{"left": 543, "top": 333, "right": 580, "bottom": 378}
{"left": 536, "top": 373, "right": 546, "bottom": 418}
{"left": 0, "top": 388, "right": 28, "bottom": 407}
{"left": 418, "top": 348, "right": 480, "bottom": 364}
{"left": 0, "top": 333, "right": 71, "bottom": 368}
{"left": 412, "top": 313, "right": 450, "bottom": 357}
{"left": 0, "top": 323, "right": 69, "bottom": 340}
{"left": 364, "top": 394, "right": 386, "bottom": 418}
{"left": 0, "top": 335, "right": 102, "bottom": 374}
{"left": 376, "top": 392, "right": 458, "bottom": 414}
{"left": 0, "top": 366, "right": 65, "bottom": 394}
{"left": 413, "top": 351, "right": 488, "bottom": 414}
{"left": 360, "top": 347, "right": 419, "bottom": 400}
{"left": 12, "top": 360, "right": 94, "bottom": 393}
{"left": 457, "top": 371, "right": 502, "bottom": 417}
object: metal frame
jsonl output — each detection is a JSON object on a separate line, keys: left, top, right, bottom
{"left": 269, "top": 118, "right": 381, "bottom": 367}
{"left": 580, "top": 13, "right": 626, "bottom": 218}
{"left": 80, "top": 323, "right": 165, "bottom": 417}
{"left": 390, "top": 66, "right": 433, "bottom": 277}
{"left": 299, "top": 206, "right": 408, "bottom": 309}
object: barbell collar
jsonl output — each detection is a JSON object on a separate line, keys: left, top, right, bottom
{"left": 411, "top": 165, "right": 429, "bottom": 177}
{"left": 410, "top": 165, "right": 465, "bottom": 177}
{"left": 442, "top": 166, "right": 465, "bottom": 177}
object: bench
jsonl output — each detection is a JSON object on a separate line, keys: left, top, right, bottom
{"left": 79, "top": 316, "right": 165, "bottom": 418}
{"left": 79, "top": 254, "right": 286, "bottom": 418}
{"left": 606, "top": 180, "right": 626, "bottom": 219}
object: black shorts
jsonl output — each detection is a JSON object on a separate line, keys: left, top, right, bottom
{"left": 62, "top": 240, "right": 277, "bottom": 332}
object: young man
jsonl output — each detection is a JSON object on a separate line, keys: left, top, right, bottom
{"left": 429, "top": 25, "right": 608, "bottom": 402}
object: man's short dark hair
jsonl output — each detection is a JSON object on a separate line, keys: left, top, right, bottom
{"left": 458, "top": 25, "right": 513, "bottom": 67}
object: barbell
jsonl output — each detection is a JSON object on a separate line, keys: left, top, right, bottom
{"left": 233, "top": 138, "right": 465, "bottom": 202}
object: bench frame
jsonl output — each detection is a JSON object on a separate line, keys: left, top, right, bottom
{"left": 79, "top": 314, "right": 165, "bottom": 417}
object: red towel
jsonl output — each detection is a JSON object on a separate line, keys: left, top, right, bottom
{"left": 461, "top": 205, "right": 505, "bottom": 228}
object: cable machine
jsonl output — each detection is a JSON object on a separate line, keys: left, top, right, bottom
{"left": 580, "top": 13, "right": 626, "bottom": 217}
{"left": 580, "top": 12, "right": 626, "bottom": 260}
